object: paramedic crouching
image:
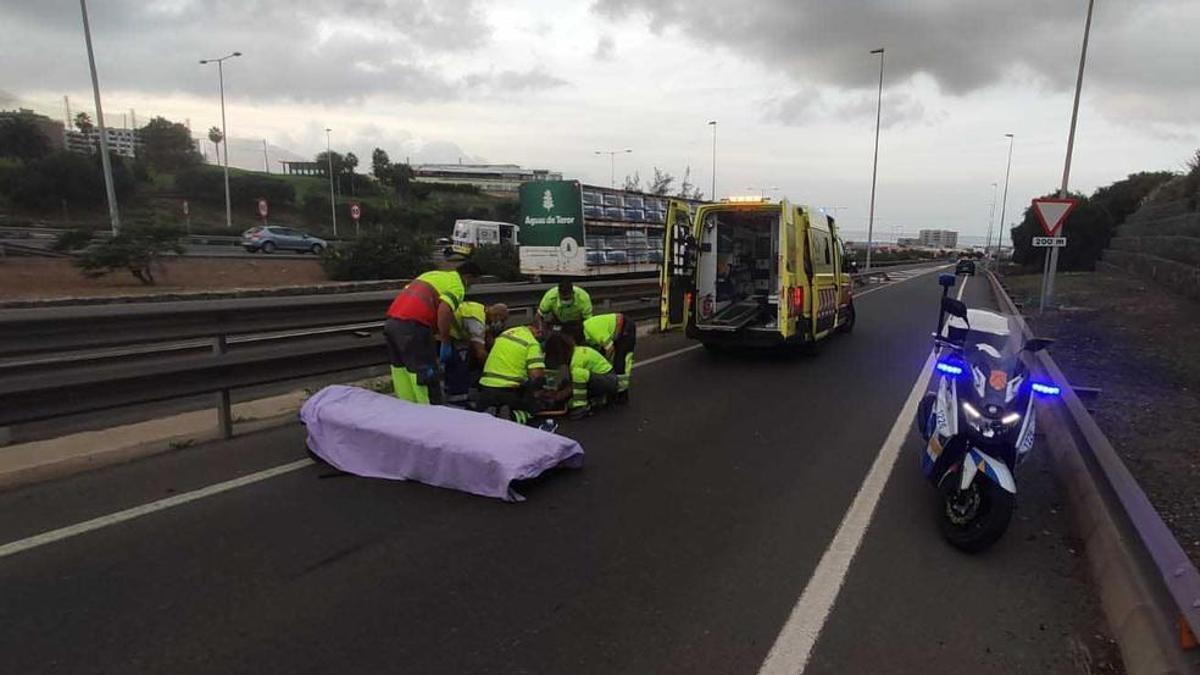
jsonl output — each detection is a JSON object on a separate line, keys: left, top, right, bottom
{"left": 542, "top": 333, "right": 620, "bottom": 419}
{"left": 384, "top": 261, "right": 482, "bottom": 404}
{"left": 582, "top": 312, "right": 636, "bottom": 401}
{"left": 444, "top": 302, "right": 509, "bottom": 406}
{"left": 478, "top": 323, "right": 565, "bottom": 424}
{"left": 536, "top": 280, "right": 592, "bottom": 341}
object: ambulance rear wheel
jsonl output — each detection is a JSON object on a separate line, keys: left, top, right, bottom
{"left": 837, "top": 304, "right": 856, "bottom": 334}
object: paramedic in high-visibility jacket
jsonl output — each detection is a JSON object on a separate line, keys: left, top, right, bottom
{"left": 582, "top": 312, "right": 635, "bottom": 401}
{"left": 541, "top": 333, "right": 619, "bottom": 419}
{"left": 536, "top": 280, "right": 592, "bottom": 340}
{"left": 478, "top": 323, "right": 565, "bottom": 424}
{"left": 384, "top": 261, "right": 482, "bottom": 404}
{"left": 444, "top": 302, "right": 508, "bottom": 406}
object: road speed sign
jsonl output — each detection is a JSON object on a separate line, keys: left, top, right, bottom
{"left": 350, "top": 203, "right": 361, "bottom": 221}
{"left": 257, "top": 198, "right": 269, "bottom": 219}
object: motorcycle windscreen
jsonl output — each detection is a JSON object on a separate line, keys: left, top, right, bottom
{"left": 660, "top": 199, "right": 695, "bottom": 331}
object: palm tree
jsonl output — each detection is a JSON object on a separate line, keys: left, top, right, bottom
{"left": 74, "top": 112, "right": 97, "bottom": 153}
{"left": 207, "top": 126, "right": 224, "bottom": 166}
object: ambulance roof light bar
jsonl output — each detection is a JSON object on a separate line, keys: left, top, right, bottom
{"left": 724, "top": 195, "right": 771, "bottom": 204}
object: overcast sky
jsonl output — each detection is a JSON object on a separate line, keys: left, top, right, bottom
{"left": 2, "top": 0, "right": 1197, "bottom": 240}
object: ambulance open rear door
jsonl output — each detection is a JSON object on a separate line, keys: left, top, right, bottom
{"left": 660, "top": 200, "right": 696, "bottom": 331}
{"left": 778, "top": 201, "right": 796, "bottom": 340}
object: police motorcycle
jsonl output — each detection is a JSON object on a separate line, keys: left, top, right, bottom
{"left": 914, "top": 273, "right": 1059, "bottom": 552}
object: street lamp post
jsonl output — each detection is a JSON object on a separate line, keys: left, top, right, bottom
{"left": 199, "top": 51, "right": 241, "bottom": 229}
{"left": 865, "top": 47, "right": 885, "bottom": 272}
{"left": 707, "top": 120, "right": 717, "bottom": 199}
{"left": 997, "top": 133, "right": 1015, "bottom": 267}
{"left": 594, "top": 149, "right": 631, "bottom": 189}
{"left": 1044, "top": 0, "right": 1095, "bottom": 311}
{"left": 326, "top": 128, "right": 338, "bottom": 237}
{"left": 79, "top": 0, "right": 120, "bottom": 236}
{"left": 985, "top": 181, "right": 998, "bottom": 260}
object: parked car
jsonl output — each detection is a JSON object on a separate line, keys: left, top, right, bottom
{"left": 242, "top": 226, "right": 328, "bottom": 254}
{"left": 956, "top": 258, "right": 976, "bottom": 276}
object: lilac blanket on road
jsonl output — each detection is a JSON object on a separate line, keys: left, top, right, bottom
{"left": 299, "top": 385, "right": 584, "bottom": 502}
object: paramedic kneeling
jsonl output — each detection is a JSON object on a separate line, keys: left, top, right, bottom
{"left": 582, "top": 312, "right": 635, "bottom": 401}
{"left": 544, "top": 333, "right": 619, "bottom": 420}
{"left": 384, "top": 261, "right": 482, "bottom": 404}
{"left": 478, "top": 324, "right": 554, "bottom": 424}
{"left": 536, "top": 280, "right": 592, "bottom": 341}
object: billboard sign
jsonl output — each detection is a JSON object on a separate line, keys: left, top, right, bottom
{"left": 518, "top": 180, "right": 586, "bottom": 274}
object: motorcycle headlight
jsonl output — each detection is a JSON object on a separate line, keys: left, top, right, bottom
{"left": 961, "top": 401, "right": 1021, "bottom": 436}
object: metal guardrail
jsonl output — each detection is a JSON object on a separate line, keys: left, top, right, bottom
{"left": 0, "top": 279, "right": 659, "bottom": 435}
{"left": 987, "top": 270, "right": 1200, "bottom": 645}
{"left": 0, "top": 262, "right": 943, "bottom": 437}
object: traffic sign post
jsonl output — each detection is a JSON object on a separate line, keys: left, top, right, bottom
{"left": 182, "top": 200, "right": 191, "bottom": 234}
{"left": 1033, "top": 197, "right": 1078, "bottom": 312}
{"left": 349, "top": 202, "right": 361, "bottom": 236}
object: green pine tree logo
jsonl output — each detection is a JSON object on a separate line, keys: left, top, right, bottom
{"left": 542, "top": 190, "right": 554, "bottom": 211}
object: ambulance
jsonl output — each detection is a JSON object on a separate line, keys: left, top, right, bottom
{"left": 659, "top": 196, "right": 855, "bottom": 349}
{"left": 448, "top": 219, "right": 519, "bottom": 257}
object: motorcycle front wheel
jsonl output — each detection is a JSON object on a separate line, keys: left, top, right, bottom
{"left": 938, "top": 479, "right": 1014, "bottom": 553}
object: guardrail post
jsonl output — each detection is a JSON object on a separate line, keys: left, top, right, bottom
{"left": 212, "top": 335, "right": 233, "bottom": 439}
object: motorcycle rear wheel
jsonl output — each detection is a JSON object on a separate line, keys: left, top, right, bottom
{"left": 938, "top": 479, "right": 1014, "bottom": 553}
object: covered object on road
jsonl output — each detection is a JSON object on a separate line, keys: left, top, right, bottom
{"left": 300, "top": 386, "right": 584, "bottom": 501}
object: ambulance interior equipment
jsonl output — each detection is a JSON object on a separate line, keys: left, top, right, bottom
{"left": 694, "top": 209, "right": 779, "bottom": 332}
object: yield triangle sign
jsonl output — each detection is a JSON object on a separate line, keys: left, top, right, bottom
{"left": 1032, "top": 198, "right": 1078, "bottom": 236}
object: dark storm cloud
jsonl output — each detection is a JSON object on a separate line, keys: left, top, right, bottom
{"left": 594, "top": 0, "right": 1198, "bottom": 125}
{"left": 0, "top": 0, "right": 564, "bottom": 102}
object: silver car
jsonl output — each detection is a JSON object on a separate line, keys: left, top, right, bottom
{"left": 242, "top": 226, "right": 327, "bottom": 254}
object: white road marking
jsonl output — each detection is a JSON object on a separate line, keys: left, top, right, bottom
{"left": 758, "top": 350, "right": 937, "bottom": 675}
{"left": 757, "top": 272, "right": 966, "bottom": 674}
{"left": 633, "top": 344, "right": 702, "bottom": 368}
{"left": 0, "top": 459, "right": 313, "bottom": 560}
{"left": 0, "top": 270, "right": 951, "bottom": 562}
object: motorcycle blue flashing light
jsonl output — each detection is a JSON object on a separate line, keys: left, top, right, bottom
{"left": 935, "top": 360, "right": 964, "bottom": 376}
{"left": 1031, "top": 382, "right": 1060, "bottom": 396}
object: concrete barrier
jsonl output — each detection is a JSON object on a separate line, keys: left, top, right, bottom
{"left": 988, "top": 271, "right": 1199, "bottom": 674}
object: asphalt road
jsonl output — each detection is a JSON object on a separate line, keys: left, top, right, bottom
{"left": 0, "top": 268, "right": 1117, "bottom": 674}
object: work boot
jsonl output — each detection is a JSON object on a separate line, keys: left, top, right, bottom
{"left": 568, "top": 406, "right": 590, "bottom": 421}
{"left": 538, "top": 419, "right": 559, "bottom": 433}
{"left": 613, "top": 390, "right": 630, "bottom": 405}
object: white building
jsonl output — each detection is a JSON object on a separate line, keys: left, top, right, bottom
{"left": 412, "top": 163, "right": 563, "bottom": 193}
{"left": 917, "top": 229, "right": 958, "bottom": 249}
{"left": 65, "top": 127, "right": 141, "bottom": 158}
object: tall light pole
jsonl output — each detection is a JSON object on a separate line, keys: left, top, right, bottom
{"left": 1044, "top": 0, "right": 1095, "bottom": 311}
{"left": 997, "top": 133, "right": 1015, "bottom": 263}
{"left": 865, "top": 47, "right": 885, "bottom": 271}
{"left": 594, "top": 149, "right": 631, "bottom": 189}
{"left": 707, "top": 120, "right": 717, "bottom": 199}
{"left": 985, "top": 181, "right": 998, "bottom": 258}
{"left": 199, "top": 51, "right": 241, "bottom": 229}
{"left": 326, "top": 128, "right": 338, "bottom": 237}
{"left": 79, "top": 0, "right": 120, "bottom": 236}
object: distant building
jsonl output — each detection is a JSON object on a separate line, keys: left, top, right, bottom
{"left": 411, "top": 163, "right": 563, "bottom": 193}
{"left": 65, "top": 126, "right": 141, "bottom": 158}
{"left": 896, "top": 236, "right": 921, "bottom": 247}
{"left": 917, "top": 229, "right": 958, "bottom": 249}
{"left": 0, "top": 108, "right": 66, "bottom": 151}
